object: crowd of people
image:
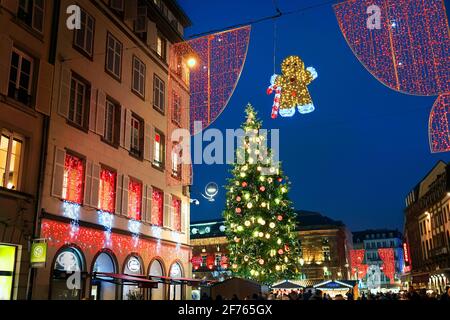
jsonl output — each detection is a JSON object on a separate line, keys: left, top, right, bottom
{"left": 200, "top": 285, "right": 450, "bottom": 301}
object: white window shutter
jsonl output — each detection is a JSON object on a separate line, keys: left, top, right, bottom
{"left": 115, "top": 173, "right": 123, "bottom": 215}
{"left": 58, "top": 67, "right": 71, "bottom": 118}
{"left": 96, "top": 90, "right": 106, "bottom": 136}
{"left": 0, "top": 34, "right": 13, "bottom": 96}
{"left": 181, "top": 201, "right": 188, "bottom": 233}
{"left": 89, "top": 88, "right": 97, "bottom": 132}
{"left": 83, "top": 160, "right": 92, "bottom": 206}
{"left": 163, "top": 193, "right": 172, "bottom": 228}
{"left": 146, "top": 20, "right": 157, "bottom": 50}
{"left": 145, "top": 185, "right": 152, "bottom": 223}
{"left": 91, "top": 163, "right": 100, "bottom": 208}
{"left": 124, "top": 109, "right": 132, "bottom": 151}
{"left": 151, "top": 126, "right": 156, "bottom": 162}
{"left": 51, "top": 147, "right": 66, "bottom": 198}
{"left": 144, "top": 123, "right": 152, "bottom": 161}
{"left": 124, "top": 0, "right": 137, "bottom": 20}
{"left": 121, "top": 175, "right": 129, "bottom": 217}
{"left": 1, "top": 1, "right": 18, "bottom": 14}
{"left": 119, "top": 107, "right": 125, "bottom": 147}
{"left": 141, "top": 184, "right": 147, "bottom": 222}
{"left": 35, "top": 60, "right": 53, "bottom": 116}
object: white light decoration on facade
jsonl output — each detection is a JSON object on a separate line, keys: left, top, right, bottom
{"left": 128, "top": 219, "right": 141, "bottom": 235}
{"left": 98, "top": 210, "right": 114, "bottom": 232}
{"left": 219, "top": 225, "right": 226, "bottom": 232}
{"left": 62, "top": 201, "right": 80, "bottom": 220}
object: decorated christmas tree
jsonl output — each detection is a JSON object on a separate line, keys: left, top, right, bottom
{"left": 223, "top": 104, "right": 301, "bottom": 284}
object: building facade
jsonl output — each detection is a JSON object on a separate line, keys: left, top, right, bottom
{"left": 0, "top": 0, "right": 196, "bottom": 300}
{"left": 352, "top": 229, "right": 404, "bottom": 292}
{"left": 190, "top": 210, "right": 352, "bottom": 284}
{"left": 0, "top": 0, "right": 55, "bottom": 300}
{"left": 404, "top": 161, "right": 450, "bottom": 293}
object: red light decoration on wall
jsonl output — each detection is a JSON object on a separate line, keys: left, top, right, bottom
{"left": 172, "top": 197, "right": 181, "bottom": 232}
{"left": 429, "top": 94, "right": 450, "bottom": 153}
{"left": 62, "top": 154, "right": 84, "bottom": 204}
{"left": 128, "top": 179, "right": 142, "bottom": 221}
{"left": 220, "top": 255, "right": 229, "bottom": 269}
{"left": 334, "top": 0, "right": 450, "bottom": 96}
{"left": 350, "top": 249, "right": 368, "bottom": 279}
{"left": 191, "top": 256, "right": 202, "bottom": 270}
{"left": 99, "top": 168, "right": 116, "bottom": 213}
{"left": 403, "top": 242, "right": 410, "bottom": 264}
{"left": 378, "top": 248, "right": 396, "bottom": 284}
{"left": 151, "top": 188, "right": 163, "bottom": 226}
{"left": 40, "top": 219, "right": 190, "bottom": 264}
{"left": 206, "top": 255, "right": 215, "bottom": 270}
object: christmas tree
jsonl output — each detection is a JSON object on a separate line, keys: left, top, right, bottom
{"left": 223, "top": 104, "right": 301, "bottom": 284}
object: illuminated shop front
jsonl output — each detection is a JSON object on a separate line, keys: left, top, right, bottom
{"left": 0, "top": 244, "right": 20, "bottom": 300}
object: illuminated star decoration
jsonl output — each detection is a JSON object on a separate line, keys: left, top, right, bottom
{"left": 334, "top": 0, "right": 450, "bottom": 95}
{"left": 429, "top": 94, "right": 450, "bottom": 153}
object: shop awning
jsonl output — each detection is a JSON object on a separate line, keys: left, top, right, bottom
{"left": 149, "top": 274, "right": 216, "bottom": 286}
{"left": 271, "top": 280, "right": 304, "bottom": 290}
{"left": 313, "top": 280, "right": 356, "bottom": 290}
{"left": 92, "top": 272, "right": 159, "bottom": 288}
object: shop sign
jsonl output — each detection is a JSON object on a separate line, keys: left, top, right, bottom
{"left": 30, "top": 241, "right": 47, "bottom": 268}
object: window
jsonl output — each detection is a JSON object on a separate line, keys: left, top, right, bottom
{"left": 109, "top": 0, "right": 124, "bottom": 12}
{"left": 128, "top": 178, "right": 142, "bottom": 220}
{"left": 172, "top": 196, "right": 181, "bottom": 231}
{"left": 151, "top": 187, "right": 163, "bottom": 226}
{"left": 171, "top": 143, "right": 182, "bottom": 179}
{"left": 8, "top": 48, "right": 33, "bottom": 106}
{"left": 51, "top": 247, "right": 83, "bottom": 300}
{"left": 0, "top": 132, "right": 24, "bottom": 191}
{"left": 153, "top": 130, "right": 165, "bottom": 169}
{"left": 98, "top": 167, "right": 116, "bottom": 213}
{"left": 104, "top": 99, "right": 120, "bottom": 146}
{"left": 153, "top": 75, "right": 165, "bottom": 113}
{"left": 130, "top": 115, "right": 143, "bottom": 158}
{"left": 132, "top": 56, "right": 146, "bottom": 98}
{"left": 156, "top": 33, "right": 166, "bottom": 60}
{"left": 18, "top": 0, "right": 44, "bottom": 33}
{"left": 69, "top": 74, "right": 90, "bottom": 129}
{"left": 73, "top": 8, "right": 94, "bottom": 57}
{"left": 62, "top": 153, "right": 84, "bottom": 204}
{"left": 172, "top": 92, "right": 181, "bottom": 125}
{"left": 322, "top": 246, "right": 331, "bottom": 261}
{"left": 106, "top": 33, "right": 122, "bottom": 80}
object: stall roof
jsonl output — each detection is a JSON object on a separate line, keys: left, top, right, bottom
{"left": 313, "top": 280, "right": 357, "bottom": 289}
{"left": 93, "top": 273, "right": 159, "bottom": 288}
{"left": 271, "top": 280, "right": 304, "bottom": 289}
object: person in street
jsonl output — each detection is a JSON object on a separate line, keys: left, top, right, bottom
{"left": 440, "top": 286, "right": 450, "bottom": 301}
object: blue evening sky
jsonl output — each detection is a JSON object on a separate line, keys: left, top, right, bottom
{"left": 178, "top": 0, "right": 450, "bottom": 231}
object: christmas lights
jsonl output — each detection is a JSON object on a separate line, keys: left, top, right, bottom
{"left": 172, "top": 197, "right": 182, "bottom": 232}
{"left": 62, "top": 154, "right": 84, "bottom": 204}
{"left": 350, "top": 249, "right": 368, "bottom": 279}
{"left": 334, "top": 0, "right": 450, "bottom": 95}
{"left": 378, "top": 248, "right": 396, "bottom": 284}
{"left": 429, "top": 94, "right": 450, "bottom": 153}
{"left": 99, "top": 168, "right": 116, "bottom": 213}
{"left": 152, "top": 189, "right": 164, "bottom": 226}
{"left": 128, "top": 179, "right": 142, "bottom": 221}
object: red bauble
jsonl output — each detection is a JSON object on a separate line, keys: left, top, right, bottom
{"left": 236, "top": 196, "right": 241, "bottom": 202}
{"left": 259, "top": 186, "right": 266, "bottom": 192}
{"left": 235, "top": 208, "right": 242, "bottom": 214}
{"left": 277, "top": 215, "right": 283, "bottom": 221}
{"left": 284, "top": 244, "right": 290, "bottom": 252}
{"left": 278, "top": 249, "right": 284, "bottom": 255}
{"left": 278, "top": 178, "right": 283, "bottom": 182}
{"left": 242, "top": 182, "right": 248, "bottom": 187}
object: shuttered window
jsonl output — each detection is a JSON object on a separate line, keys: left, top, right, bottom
{"left": 106, "top": 33, "right": 122, "bottom": 80}
{"left": 62, "top": 153, "right": 85, "bottom": 204}
{"left": 73, "top": 8, "right": 95, "bottom": 57}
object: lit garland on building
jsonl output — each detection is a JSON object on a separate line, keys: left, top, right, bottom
{"left": 429, "top": 93, "right": 450, "bottom": 153}
{"left": 128, "top": 179, "right": 142, "bottom": 221}
{"left": 99, "top": 168, "right": 116, "bottom": 213}
{"left": 62, "top": 154, "right": 84, "bottom": 204}
{"left": 223, "top": 104, "right": 301, "bottom": 284}
{"left": 41, "top": 219, "right": 189, "bottom": 264}
{"left": 334, "top": 0, "right": 450, "bottom": 96}
{"left": 172, "top": 197, "right": 182, "bottom": 232}
{"left": 350, "top": 249, "right": 368, "bottom": 279}
{"left": 378, "top": 248, "right": 396, "bottom": 284}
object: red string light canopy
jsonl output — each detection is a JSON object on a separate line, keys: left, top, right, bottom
{"left": 429, "top": 94, "right": 450, "bottom": 153}
{"left": 378, "top": 248, "right": 396, "bottom": 284}
{"left": 334, "top": 0, "right": 450, "bottom": 96}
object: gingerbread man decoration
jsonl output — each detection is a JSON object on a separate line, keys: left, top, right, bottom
{"left": 267, "top": 56, "right": 318, "bottom": 118}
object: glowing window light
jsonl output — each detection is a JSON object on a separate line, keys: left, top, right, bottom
{"left": 334, "top": 0, "right": 449, "bottom": 95}
{"left": 429, "top": 94, "right": 450, "bottom": 153}
{"left": 128, "top": 179, "right": 142, "bottom": 221}
{"left": 62, "top": 154, "right": 84, "bottom": 204}
{"left": 152, "top": 188, "right": 164, "bottom": 226}
{"left": 98, "top": 168, "right": 116, "bottom": 213}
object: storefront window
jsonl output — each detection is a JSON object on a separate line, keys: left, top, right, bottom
{"left": 0, "top": 245, "right": 17, "bottom": 300}
{"left": 62, "top": 154, "right": 84, "bottom": 204}
{"left": 51, "top": 247, "right": 84, "bottom": 300}
{"left": 169, "top": 263, "right": 182, "bottom": 300}
{"left": 128, "top": 179, "right": 142, "bottom": 220}
{"left": 149, "top": 260, "right": 164, "bottom": 300}
{"left": 99, "top": 168, "right": 116, "bottom": 213}
{"left": 91, "top": 252, "right": 116, "bottom": 300}
{"left": 123, "top": 256, "right": 143, "bottom": 300}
